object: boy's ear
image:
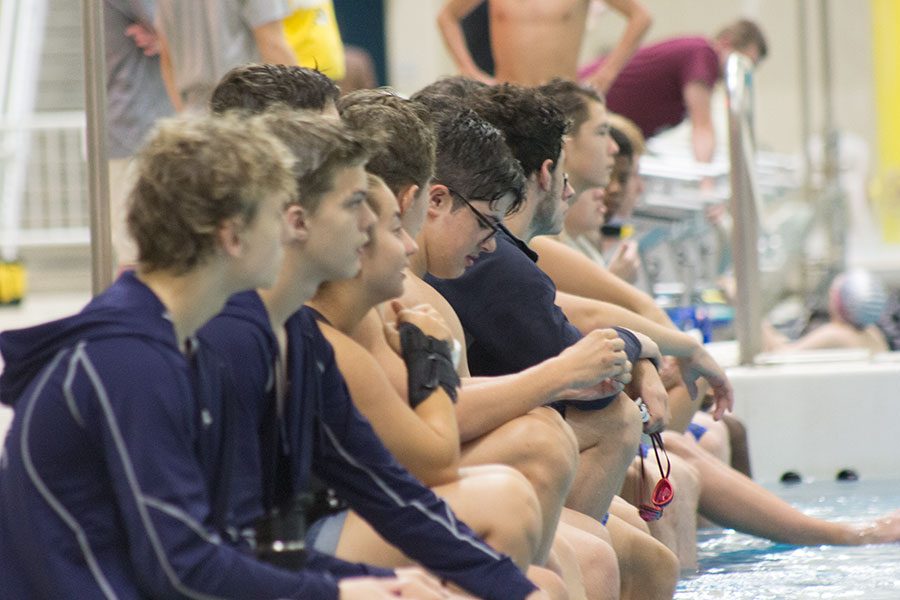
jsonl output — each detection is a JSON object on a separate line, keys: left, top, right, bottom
{"left": 538, "top": 158, "right": 555, "bottom": 192}
{"left": 285, "top": 204, "right": 310, "bottom": 242}
{"left": 397, "top": 184, "right": 420, "bottom": 215}
{"left": 217, "top": 216, "right": 245, "bottom": 258}
{"left": 428, "top": 184, "right": 452, "bottom": 217}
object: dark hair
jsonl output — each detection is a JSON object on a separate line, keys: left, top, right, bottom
{"left": 715, "top": 19, "right": 768, "bottom": 61}
{"left": 257, "top": 109, "right": 368, "bottom": 213}
{"left": 431, "top": 108, "right": 526, "bottom": 215}
{"left": 210, "top": 63, "right": 340, "bottom": 113}
{"left": 538, "top": 78, "right": 604, "bottom": 132}
{"left": 338, "top": 90, "right": 436, "bottom": 194}
{"left": 408, "top": 77, "right": 486, "bottom": 124}
{"left": 471, "top": 83, "right": 569, "bottom": 179}
{"left": 610, "top": 127, "right": 633, "bottom": 161}
{"left": 413, "top": 75, "right": 489, "bottom": 99}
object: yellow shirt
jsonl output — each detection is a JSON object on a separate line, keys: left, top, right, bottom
{"left": 283, "top": 0, "right": 345, "bottom": 80}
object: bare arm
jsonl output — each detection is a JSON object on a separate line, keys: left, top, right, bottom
{"left": 156, "top": 28, "right": 183, "bottom": 112}
{"left": 556, "top": 290, "right": 734, "bottom": 418}
{"left": 458, "top": 329, "right": 630, "bottom": 441}
{"left": 768, "top": 322, "right": 863, "bottom": 354}
{"left": 583, "top": 0, "right": 652, "bottom": 93}
{"left": 322, "top": 324, "right": 461, "bottom": 487}
{"left": 684, "top": 80, "right": 715, "bottom": 163}
{"left": 252, "top": 19, "right": 298, "bottom": 66}
{"left": 437, "top": 0, "right": 497, "bottom": 84}
{"left": 556, "top": 290, "right": 696, "bottom": 357}
{"left": 531, "top": 235, "right": 672, "bottom": 327}
{"left": 457, "top": 361, "right": 573, "bottom": 442}
{"left": 355, "top": 305, "right": 566, "bottom": 444}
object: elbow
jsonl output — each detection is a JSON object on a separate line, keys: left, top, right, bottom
{"left": 436, "top": 8, "right": 453, "bottom": 35}
{"left": 417, "top": 450, "right": 461, "bottom": 487}
{"left": 638, "top": 8, "right": 653, "bottom": 34}
{"left": 455, "top": 413, "right": 487, "bottom": 445}
{"left": 420, "top": 465, "right": 461, "bottom": 488}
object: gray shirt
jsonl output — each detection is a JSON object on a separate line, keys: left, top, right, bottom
{"left": 104, "top": 0, "right": 173, "bottom": 158}
{"left": 156, "top": 0, "right": 289, "bottom": 113}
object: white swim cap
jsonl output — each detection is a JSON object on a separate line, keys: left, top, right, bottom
{"left": 829, "top": 269, "right": 888, "bottom": 328}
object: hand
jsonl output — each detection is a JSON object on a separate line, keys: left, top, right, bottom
{"left": 124, "top": 23, "right": 160, "bottom": 56}
{"left": 384, "top": 300, "right": 453, "bottom": 354}
{"left": 627, "top": 360, "right": 669, "bottom": 434}
{"left": 657, "top": 355, "right": 683, "bottom": 390}
{"left": 608, "top": 240, "right": 641, "bottom": 284}
{"left": 557, "top": 376, "right": 627, "bottom": 402}
{"left": 630, "top": 330, "right": 661, "bottom": 362}
{"left": 557, "top": 328, "right": 632, "bottom": 390}
{"left": 339, "top": 570, "right": 458, "bottom": 599}
{"left": 585, "top": 68, "right": 615, "bottom": 95}
{"left": 677, "top": 345, "right": 734, "bottom": 420}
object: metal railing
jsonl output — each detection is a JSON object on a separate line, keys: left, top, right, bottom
{"left": 0, "top": 112, "right": 89, "bottom": 251}
{"left": 725, "top": 52, "right": 763, "bottom": 365}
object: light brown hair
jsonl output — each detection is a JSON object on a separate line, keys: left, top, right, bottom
{"left": 127, "top": 112, "right": 296, "bottom": 274}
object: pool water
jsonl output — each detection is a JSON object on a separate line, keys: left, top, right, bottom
{"left": 676, "top": 479, "right": 900, "bottom": 599}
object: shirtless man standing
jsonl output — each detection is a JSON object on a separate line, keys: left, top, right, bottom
{"left": 438, "top": 0, "right": 651, "bottom": 92}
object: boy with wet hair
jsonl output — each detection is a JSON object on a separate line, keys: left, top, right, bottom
{"left": 199, "top": 72, "right": 546, "bottom": 599}
{"left": 210, "top": 63, "right": 341, "bottom": 115}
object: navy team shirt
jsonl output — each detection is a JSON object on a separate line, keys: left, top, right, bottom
{"left": 199, "top": 293, "right": 538, "bottom": 600}
{"left": 426, "top": 226, "right": 641, "bottom": 410}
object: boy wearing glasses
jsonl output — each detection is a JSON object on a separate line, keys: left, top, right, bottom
{"left": 337, "top": 92, "right": 637, "bottom": 595}
{"left": 421, "top": 82, "right": 687, "bottom": 597}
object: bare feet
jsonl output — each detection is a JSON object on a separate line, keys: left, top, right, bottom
{"left": 854, "top": 510, "right": 900, "bottom": 545}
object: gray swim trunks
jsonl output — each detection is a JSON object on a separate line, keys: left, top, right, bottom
{"left": 304, "top": 509, "right": 349, "bottom": 554}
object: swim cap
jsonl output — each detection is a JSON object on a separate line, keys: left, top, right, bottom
{"left": 829, "top": 269, "right": 888, "bottom": 328}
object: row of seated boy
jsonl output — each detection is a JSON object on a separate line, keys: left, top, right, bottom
{"left": 3, "top": 64, "right": 900, "bottom": 600}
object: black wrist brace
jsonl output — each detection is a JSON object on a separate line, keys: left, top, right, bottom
{"left": 612, "top": 326, "right": 661, "bottom": 371}
{"left": 399, "top": 322, "right": 460, "bottom": 408}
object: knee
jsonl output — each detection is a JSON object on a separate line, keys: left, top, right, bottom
{"left": 527, "top": 565, "right": 570, "bottom": 600}
{"left": 698, "top": 422, "right": 730, "bottom": 464}
{"left": 579, "top": 535, "right": 620, "bottom": 599}
{"left": 673, "top": 455, "right": 700, "bottom": 498}
{"left": 484, "top": 466, "right": 544, "bottom": 562}
{"left": 617, "top": 394, "right": 643, "bottom": 452}
{"left": 643, "top": 541, "right": 680, "bottom": 596}
{"left": 512, "top": 409, "right": 580, "bottom": 496}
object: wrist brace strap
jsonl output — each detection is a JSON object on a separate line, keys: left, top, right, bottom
{"left": 399, "top": 322, "right": 460, "bottom": 408}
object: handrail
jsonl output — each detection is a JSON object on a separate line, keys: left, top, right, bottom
{"left": 0, "top": 0, "right": 48, "bottom": 262}
{"left": 725, "top": 52, "right": 763, "bottom": 365}
{"left": 82, "top": 0, "right": 112, "bottom": 293}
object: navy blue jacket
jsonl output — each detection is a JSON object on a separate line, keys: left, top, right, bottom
{"left": 0, "top": 272, "right": 328, "bottom": 599}
{"left": 426, "top": 227, "right": 641, "bottom": 409}
{"left": 199, "top": 292, "right": 538, "bottom": 600}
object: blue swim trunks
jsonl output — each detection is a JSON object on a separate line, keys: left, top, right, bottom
{"left": 687, "top": 421, "right": 708, "bottom": 441}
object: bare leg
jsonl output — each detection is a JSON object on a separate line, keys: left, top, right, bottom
{"left": 545, "top": 530, "right": 589, "bottom": 600}
{"left": 334, "top": 464, "right": 542, "bottom": 569}
{"left": 461, "top": 406, "right": 578, "bottom": 562}
{"left": 565, "top": 393, "right": 642, "bottom": 521}
{"left": 556, "top": 517, "right": 620, "bottom": 600}
{"left": 691, "top": 411, "right": 731, "bottom": 466}
{"left": 608, "top": 495, "right": 649, "bottom": 534}
{"left": 527, "top": 565, "right": 570, "bottom": 600}
{"left": 720, "top": 413, "right": 752, "bottom": 477}
{"left": 664, "top": 431, "right": 900, "bottom": 545}
{"left": 620, "top": 452, "right": 700, "bottom": 571}
{"left": 563, "top": 509, "right": 678, "bottom": 600}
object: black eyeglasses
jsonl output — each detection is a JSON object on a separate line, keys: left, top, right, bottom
{"left": 443, "top": 185, "right": 500, "bottom": 243}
